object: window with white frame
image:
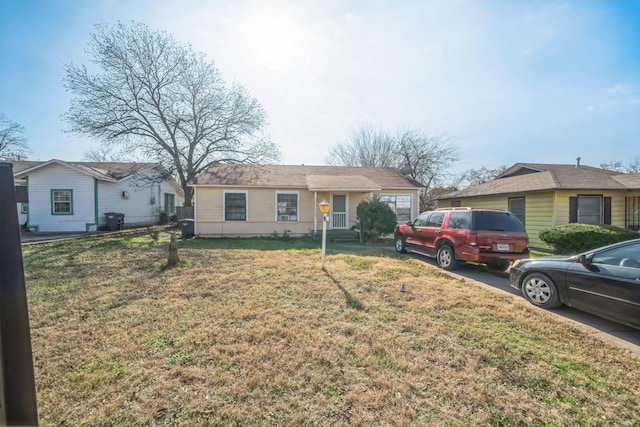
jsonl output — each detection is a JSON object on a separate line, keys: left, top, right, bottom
{"left": 52, "top": 189, "right": 73, "bottom": 215}
{"left": 577, "top": 195, "right": 602, "bottom": 224}
{"left": 224, "top": 191, "right": 247, "bottom": 221}
{"left": 380, "top": 194, "right": 413, "bottom": 223}
{"left": 276, "top": 191, "right": 298, "bottom": 221}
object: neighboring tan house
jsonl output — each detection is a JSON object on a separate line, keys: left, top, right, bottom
{"left": 13, "top": 159, "right": 184, "bottom": 232}
{"left": 188, "top": 164, "right": 424, "bottom": 237}
{"left": 437, "top": 161, "right": 640, "bottom": 249}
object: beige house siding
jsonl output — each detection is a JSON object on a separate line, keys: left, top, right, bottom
{"left": 194, "top": 187, "right": 420, "bottom": 237}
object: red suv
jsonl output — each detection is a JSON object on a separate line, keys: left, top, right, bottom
{"left": 394, "top": 207, "right": 530, "bottom": 271}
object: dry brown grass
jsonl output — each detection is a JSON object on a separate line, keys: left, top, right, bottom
{"left": 23, "top": 233, "right": 640, "bottom": 426}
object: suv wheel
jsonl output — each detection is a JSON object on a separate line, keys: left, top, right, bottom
{"left": 436, "top": 244, "right": 458, "bottom": 270}
{"left": 395, "top": 234, "right": 406, "bottom": 253}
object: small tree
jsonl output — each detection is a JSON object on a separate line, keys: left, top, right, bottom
{"left": 0, "top": 113, "right": 30, "bottom": 161}
{"left": 356, "top": 196, "right": 398, "bottom": 243}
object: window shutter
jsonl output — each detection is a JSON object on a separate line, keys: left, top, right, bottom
{"left": 604, "top": 197, "right": 611, "bottom": 225}
{"left": 569, "top": 197, "right": 578, "bottom": 223}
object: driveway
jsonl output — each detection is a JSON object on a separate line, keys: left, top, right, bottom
{"left": 409, "top": 253, "right": 640, "bottom": 356}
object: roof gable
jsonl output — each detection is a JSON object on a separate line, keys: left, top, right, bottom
{"left": 13, "top": 159, "right": 157, "bottom": 181}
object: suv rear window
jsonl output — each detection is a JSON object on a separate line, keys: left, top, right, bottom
{"left": 448, "top": 211, "right": 472, "bottom": 229}
{"left": 474, "top": 211, "right": 525, "bottom": 232}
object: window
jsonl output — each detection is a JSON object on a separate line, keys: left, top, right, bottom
{"left": 448, "top": 211, "right": 471, "bottom": 229}
{"left": 592, "top": 242, "right": 640, "bottom": 268}
{"left": 474, "top": 211, "right": 526, "bottom": 232}
{"left": 412, "top": 212, "right": 430, "bottom": 226}
{"left": 570, "top": 196, "right": 611, "bottom": 225}
{"left": 508, "top": 197, "right": 525, "bottom": 225}
{"left": 224, "top": 191, "right": 247, "bottom": 221}
{"left": 450, "top": 200, "right": 462, "bottom": 207}
{"left": 164, "top": 193, "right": 176, "bottom": 216}
{"left": 20, "top": 203, "right": 28, "bottom": 214}
{"left": 276, "top": 192, "right": 298, "bottom": 221}
{"left": 426, "top": 212, "right": 445, "bottom": 227}
{"left": 380, "top": 194, "right": 413, "bottom": 223}
{"left": 51, "top": 189, "right": 73, "bottom": 215}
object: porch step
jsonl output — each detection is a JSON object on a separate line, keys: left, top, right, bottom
{"left": 322, "top": 230, "right": 361, "bottom": 243}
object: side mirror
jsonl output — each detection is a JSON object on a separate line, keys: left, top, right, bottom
{"left": 578, "top": 254, "right": 598, "bottom": 272}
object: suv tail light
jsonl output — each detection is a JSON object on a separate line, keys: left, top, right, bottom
{"left": 465, "top": 233, "right": 477, "bottom": 247}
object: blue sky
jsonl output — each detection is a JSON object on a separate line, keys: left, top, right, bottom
{"left": 1, "top": 0, "right": 639, "bottom": 173}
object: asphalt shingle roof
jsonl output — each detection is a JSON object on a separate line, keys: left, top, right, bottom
{"left": 440, "top": 163, "right": 638, "bottom": 199}
{"left": 189, "top": 164, "right": 424, "bottom": 190}
{"left": 12, "top": 160, "right": 157, "bottom": 181}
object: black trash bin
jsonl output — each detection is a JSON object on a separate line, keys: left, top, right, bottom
{"left": 178, "top": 218, "right": 194, "bottom": 239}
{"left": 105, "top": 212, "right": 125, "bottom": 231}
{"left": 117, "top": 213, "right": 125, "bottom": 230}
{"left": 104, "top": 212, "right": 118, "bottom": 231}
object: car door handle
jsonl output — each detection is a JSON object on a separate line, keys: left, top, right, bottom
{"left": 435, "top": 231, "right": 441, "bottom": 235}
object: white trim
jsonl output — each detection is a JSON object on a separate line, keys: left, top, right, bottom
{"left": 275, "top": 190, "right": 300, "bottom": 222}
{"left": 223, "top": 189, "right": 248, "bottom": 222}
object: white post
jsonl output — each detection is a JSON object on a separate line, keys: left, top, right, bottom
{"left": 321, "top": 213, "right": 328, "bottom": 269}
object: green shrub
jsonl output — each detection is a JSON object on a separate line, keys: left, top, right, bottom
{"left": 356, "top": 196, "right": 398, "bottom": 243}
{"left": 538, "top": 223, "right": 639, "bottom": 254}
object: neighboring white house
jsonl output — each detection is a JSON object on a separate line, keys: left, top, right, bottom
{"left": 13, "top": 160, "right": 184, "bottom": 232}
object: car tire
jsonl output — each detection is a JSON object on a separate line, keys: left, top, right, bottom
{"left": 436, "top": 244, "right": 458, "bottom": 270}
{"left": 490, "top": 260, "right": 511, "bottom": 271}
{"left": 395, "top": 234, "right": 407, "bottom": 253}
{"left": 521, "top": 272, "right": 561, "bottom": 309}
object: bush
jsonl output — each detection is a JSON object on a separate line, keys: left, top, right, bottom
{"left": 356, "top": 196, "right": 398, "bottom": 243}
{"left": 538, "top": 223, "right": 639, "bottom": 254}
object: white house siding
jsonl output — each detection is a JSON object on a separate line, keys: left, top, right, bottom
{"left": 27, "top": 164, "right": 95, "bottom": 232}
{"left": 97, "top": 170, "right": 184, "bottom": 228}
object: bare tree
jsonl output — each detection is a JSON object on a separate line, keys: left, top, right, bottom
{"left": 63, "top": 22, "right": 280, "bottom": 206}
{"left": 327, "top": 125, "right": 397, "bottom": 167}
{"left": 327, "top": 125, "right": 460, "bottom": 211}
{"left": 83, "top": 146, "right": 129, "bottom": 162}
{"left": 601, "top": 158, "right": 640, "bottom": 174}
{"left": 0, "top": 113, "right": 30, "bottom": 161}
{"left": 452, "top": 165, "right": 508, "bottom": 189}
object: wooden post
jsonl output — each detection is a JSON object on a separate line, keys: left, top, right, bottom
{"left": 167, "top": 232, "right": 180, "bottom": 266}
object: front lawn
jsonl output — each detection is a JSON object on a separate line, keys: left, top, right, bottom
{"left": 23, "top": 232, "right": 640, "bottom": 426}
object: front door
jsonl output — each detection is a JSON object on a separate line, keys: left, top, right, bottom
{"left": 331, "top": 194, "right": 347, "bottom": 229}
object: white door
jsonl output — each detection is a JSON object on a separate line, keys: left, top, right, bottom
{"left": 331, "top": 194, "right": 347, "bottom": 229}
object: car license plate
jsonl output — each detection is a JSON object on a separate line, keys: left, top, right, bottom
{"left": 497, "top": 244, "right": 509, "bottom": 251}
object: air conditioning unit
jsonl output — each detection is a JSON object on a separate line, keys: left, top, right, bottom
{"left": 279, "top": 215, "right": 290, "bottom": 221}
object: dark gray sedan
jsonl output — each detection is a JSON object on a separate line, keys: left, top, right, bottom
{"left": 510, "top": 238, "right": 640, "bottom": 329}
